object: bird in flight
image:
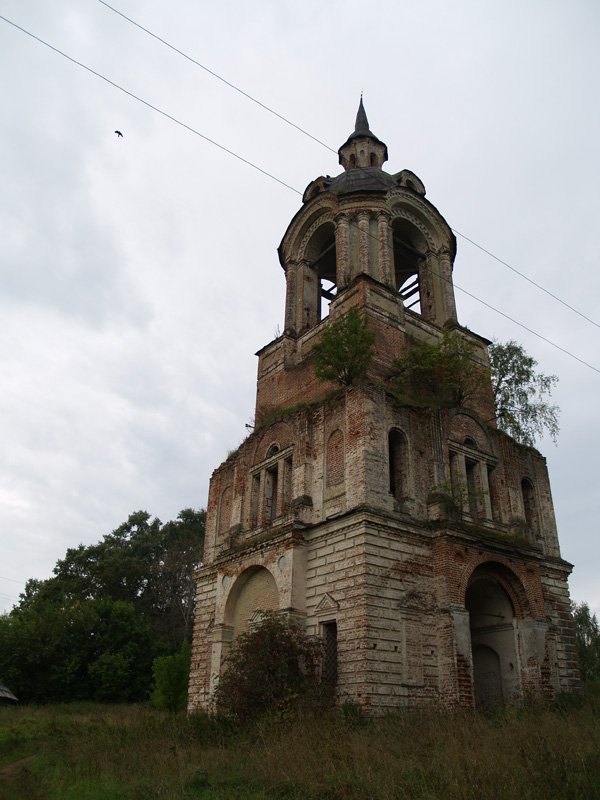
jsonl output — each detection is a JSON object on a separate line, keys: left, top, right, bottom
{"left": 114, "top": 130, "right": 123, "bottom": 138}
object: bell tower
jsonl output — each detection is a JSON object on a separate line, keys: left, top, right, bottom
{"left": 188, "top": 101, "right": 580, "bottom": 713}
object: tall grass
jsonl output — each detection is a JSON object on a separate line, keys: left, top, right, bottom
{"left": 1, "top": 689, "right": 599, "bottom": 799}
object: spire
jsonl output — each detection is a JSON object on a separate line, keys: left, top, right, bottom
{"left": 338, "top": 96, "right": 388, "bottom": 170}
{"left": 354, "top": 95, "right": 373, "bottom": 137}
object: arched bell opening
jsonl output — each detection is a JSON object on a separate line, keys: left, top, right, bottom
{"left": 465, "top": 568, "right": 523, "bottom": 709}
{"left": 392, "top": 218, "right": 427, "bottom": 314}
{"left": 306, "top": 221, "right": 337, "bottom": 320}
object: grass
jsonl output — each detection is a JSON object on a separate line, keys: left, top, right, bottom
{"left": 1, "top": 689, "right": 600, "bottom": 799}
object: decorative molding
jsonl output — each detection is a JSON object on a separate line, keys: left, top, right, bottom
{"left": 315, "top": 592, "right": 340, "bottom": 615}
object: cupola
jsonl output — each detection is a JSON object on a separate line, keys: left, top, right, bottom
{"left": 338, "top": 96, "right": 388, "bottom": 170}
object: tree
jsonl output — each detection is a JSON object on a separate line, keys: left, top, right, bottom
{"left": 312, "top": 307, "right": 376, "bottom": 386}
{"left": 0, "top": 507, "right": 205, "bottom": 703}
{"left": 40, "top": 508, "right": 205, "bottom": 647}
{"left": 390, "top": 330, "right": 486, "bottom": 410}
{"left": 572, "top": 602, "right": 600, "bottom": 683}
{"left": 489, "top": 340, "right": 559, "bottom": 447}
{"left": 0, "top": 598, "right": 155, "bottom": 703}
{"left": 213, "top": 612, "right": 324, "bottom": 722}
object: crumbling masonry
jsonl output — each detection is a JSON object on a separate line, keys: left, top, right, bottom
{"left": 188, "top": 101, "right": 580, "bottom": 712}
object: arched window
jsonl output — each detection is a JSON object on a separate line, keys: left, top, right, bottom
{"left": 389, "top": 428, "right": 408, "bottom": 500}
{"left": 266, "top": 444, "right": 279, "bottom": 459}
{"left": 326, "top": 430, "right": 345, "bottom": 488}
{"left": 349, "top": 153, "right": 356, "bottom": 167}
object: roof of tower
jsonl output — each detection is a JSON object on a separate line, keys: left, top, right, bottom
{"left": 337, "top": 96, "right": 388, "bottom": 163}
{"left": 300, "top": 101, "right": 427, "bottom": 203}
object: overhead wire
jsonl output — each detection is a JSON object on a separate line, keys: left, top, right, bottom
{"left": 97, "top": 0, "right": 600, "bottom": 331}
{"left": 0, "top": 15, "right": 301, "bottom": 196}
{"left": 1, "top": 12, "right": 599, "bottom": 375}
{"left": 0, "top": 575, "right": 25, "bottom": 584}
{"left": 452, "top": 228, "right": 600, "bottom": 330}
{"left": 96, "top": 0, "right": 337, "bottom": 154}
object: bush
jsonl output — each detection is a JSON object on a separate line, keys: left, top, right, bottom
{"left": 390, "top": 330, "right": 486, "bottom": 410}
{"left": 312, "top": 307, "right": 375, "bottom": 386}
{"left": 213, "top": 612, "right": 324, "bottom": 723}
{"left": 150, "top": 640, "right": 191, "bottom": 711}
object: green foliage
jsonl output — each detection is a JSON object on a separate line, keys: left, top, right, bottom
{"left": 312, "top": 307, "right": 376, "bottom": 386}
{"left": 0, "top": 599, "right": 155, "bottom": 703}
{"left": 151, "top": 641, "right": 191, "bottom": 711}
{"left": 489, "top": 340, "right": 559, "bottom": 446}
{"left": 390, "top": 330, "right": 486, "bottom": 410}
{"left": 0, "top": 508, "right": 205, "bottom": 704}
{"left": 213, "top": 612, "right": 324, "bottom": 722}
{"left": 572, "top": 601, "right": 600, "bottom": 683}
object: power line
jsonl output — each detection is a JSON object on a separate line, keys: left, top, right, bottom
{"left": 94, "top": 1, "right": 600, "bottom": 333}
{"left": 96, "top": 0, "right": 337, "bottom": 154}
{"left": 450, "top": 282, "right": 600, "bottom": 373}
{"left": 0, "top": 14, "right": 301, "bottom": 197}
{"left": 452, "top": 228, "right": 600, "bottom": 329}
{"left": 1, "top": 13, "right": 599, "bottom": 376}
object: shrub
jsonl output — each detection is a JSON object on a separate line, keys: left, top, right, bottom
{"left": 151, "top": 640, "right": 191, "bottom": 711}
{"left": 390, "top": 330, "right": 486, "bottom": 410}
{"left": 213, "top": 612, "right": 324, "bottom": 723}
{"left": 312, "top": 307, "right": 375, "bottom": 386}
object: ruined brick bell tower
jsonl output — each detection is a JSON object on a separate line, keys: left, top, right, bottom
{"left": 188, "top": 100, "right": 579, "bottom": 712}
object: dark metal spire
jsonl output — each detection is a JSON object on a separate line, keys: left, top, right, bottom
{"left": 354, "top": 95, "right": 372, "bottom": 136}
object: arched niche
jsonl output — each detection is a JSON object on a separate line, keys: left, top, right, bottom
{"left": 326, "top": 429, "right": 345, "bottom": 488}
{"left": 224, "top": 566, "right": 280, "bottom": 639}
{"left": 218, "top": 485, "right": 232, "bottom": 536}
{"left": 388, "top": 427, "right": 409, "bottom": 501}
{"left": 521, "top": 478, "right": 538, "bottom": 536}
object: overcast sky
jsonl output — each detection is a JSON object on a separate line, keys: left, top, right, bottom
{"left": 1, "top": 0, "right": 599, "bottom": 616}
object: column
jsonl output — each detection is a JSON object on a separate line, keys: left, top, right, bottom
{"left": 335, "top": 212, "right": 350, "bottom": 287}
{"left": 377, "top": 210, "right": 393, "bottom": 286}
{"left": 357, "top": 211, "right": 370, "bottom": 275}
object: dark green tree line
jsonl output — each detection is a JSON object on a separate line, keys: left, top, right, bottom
{"left": 0, "top": 508, "right": 204, "bottom": 704}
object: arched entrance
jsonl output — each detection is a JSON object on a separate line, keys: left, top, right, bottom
{"left": 466, "top": 566, "right": 523, "bottom": 709}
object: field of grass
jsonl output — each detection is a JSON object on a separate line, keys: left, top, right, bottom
{"left": 1, "top": 689, "right": 600, "bottom": 800}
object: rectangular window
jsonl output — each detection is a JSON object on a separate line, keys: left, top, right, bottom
{"left": 264, "top": 465, "right": 278, "bottom": 524}
{"left": 321, "top": 621, "right": 338, "bottom": 694}
{"left": 465, "top": 458, "right": 478, "bottom": 517}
